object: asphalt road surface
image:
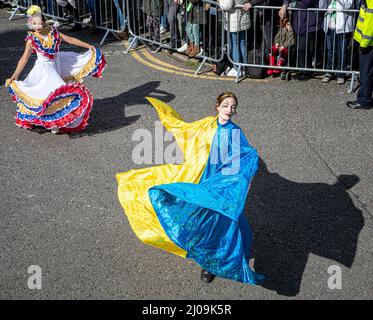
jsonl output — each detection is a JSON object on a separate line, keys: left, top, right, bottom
{"left": 0, "top": 8, "right": 372, "bottom": 299}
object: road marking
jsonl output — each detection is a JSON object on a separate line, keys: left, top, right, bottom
{"left": 129, "top": 46, "right": 270, "bottom": 83}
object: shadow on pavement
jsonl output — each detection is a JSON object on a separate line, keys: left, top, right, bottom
{"left": 248, "top": 158, "right": 365, "bottom": 297}
{"left": 69, "top": 81, "right": 175, "bottom": 137}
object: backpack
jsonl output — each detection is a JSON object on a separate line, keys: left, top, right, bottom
{"left": 246, "top": 49, "right": 266, "bottom": 79}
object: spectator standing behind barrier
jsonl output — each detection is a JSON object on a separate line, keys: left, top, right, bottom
{"left": 267, "top": 17, "right": 295, "bottom": 75}
{"left": 56, "top": 0, "right": 82, "bottom": 31}
{"left": 168, "top": 0, "right": 187, "bottom": 50}
{"left": 279, "top": 0, "right": 323, "bottom": 81}
{"left": 185, "top": 0, "right": 206, "bottom": 58}
{"left": 143, "top": 0, "right": 164, "bottom": 51}
{"left": 83, "top": 0, "right": 101, "bottom": 29}
{"left": 319, "top": 0, "right": 354, "bottom": 85}
{"left": 347, "top": 0, "right": 373, "bottom": 109}
{"left": 218, "top": 0, "right": 252, "bottom": 77}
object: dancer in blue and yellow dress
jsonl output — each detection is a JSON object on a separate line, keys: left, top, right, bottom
{"left": 117, "top": 92, "right": 265, "bottom": 284}
{"left": 5, "top": 5, "right": 106, "bottom": 134}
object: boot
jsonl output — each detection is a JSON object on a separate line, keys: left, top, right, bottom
{"left": 185, "top": 42, "right": 193, "bottom": 55}
{"left": 273, "top": 57, "right": 285, "bottom": 74}
{"left": 188, "top": 44, "right": 199, "bottom": 58}
{"left": 267, "top": 53, "right": 275, "bottom": 76}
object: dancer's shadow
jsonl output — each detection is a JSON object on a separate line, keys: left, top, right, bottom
{"left": 69, "top": 81, "right": 175, "bottom": 137}
{"left": 247, "top": 158, "right": 365, "bottom": 296}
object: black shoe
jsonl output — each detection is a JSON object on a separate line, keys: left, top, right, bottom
{"left": 293, "top": 72, "right": 312, "bottom": 81}
{"left": 150, "top": 45, "right": 159, "bottom": 53}
{"left": 200, "top": 269, "right": 216, "bottom": 283}
{"left": 346, "top": 100, "right": 373, "bottom": 109}
{"left": 70, "top": 23, "right": 82, "bottom": 32}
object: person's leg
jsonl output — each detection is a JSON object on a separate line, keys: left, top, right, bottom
{"left": 113, "top": 0, "right": 125, "bottom": 30}
{"left": 325, "top": 29, "right": 334, "bottom": 71}
{"left": 153, "top": 16, "right": 161, "bottom": 43}
{"left": 306, "top": 31, "right": 315, "bottom": 69}
{"left": 188, "top": 24, "right": 200, "bottom": 57}
{"left": 192, "top": 23, "right": 200, "bottom": 47}
{"left": 239, "top": 30, "right": 247, "bottom": 65}
{"left": 357, "top": 47, "right": 373, "bottom": 106}
{"left": 168, "top": 2, "right": 178, "bottom": 47}
{"left": 230, "top": 32, "right": 239, "bottom": 69}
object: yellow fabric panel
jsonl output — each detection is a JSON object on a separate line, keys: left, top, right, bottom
{"left": 63, "top": 48, "right": 97, "bottom": 83}
{"left": 9, "top": 81, "right": 44, "bottom": 108}
{"left": 116, "top": 97, "right": 218, "bottom": 257}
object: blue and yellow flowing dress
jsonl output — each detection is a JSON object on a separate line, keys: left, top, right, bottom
{"left": 117, "top": 98, "right": 265, "bottom": 284}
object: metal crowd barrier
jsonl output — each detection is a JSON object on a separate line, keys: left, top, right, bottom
{"left": 125, "top": 0, "right": 226, "bottom": 76}
{"left": 225, "top": 5, "right": 359, "bottom": 92}
{"left": 8, "top": 0, "right": 127, "bottom": 46}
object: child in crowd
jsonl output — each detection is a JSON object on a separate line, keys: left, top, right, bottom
{"left": 267, "top": 17, "right": 295, "bottom": 76}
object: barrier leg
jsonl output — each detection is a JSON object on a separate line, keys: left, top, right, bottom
{"left": 100, "top": 30, "right": 121, "bottom": 46}
{"left": 9, "top": 5, "right": 21, "bottom": 21}
{"left": 125, "top": 36, "right": 138, "bottom": 54}
{"left": 195, "top": 57, "right": 207, "bottom": 76}
{"left": 235, "top": 65, "right": 242, "bottom": 83}
{"left": 348, "top": 72, "right": 356, "bottom": 94}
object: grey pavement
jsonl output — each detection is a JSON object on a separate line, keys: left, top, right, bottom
{"left": 0, "top": 8, "right": 372, "bottom": 300}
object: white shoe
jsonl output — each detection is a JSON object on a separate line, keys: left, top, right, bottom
{"left": 226, "top": 68, "right": 238, "bottom": 77}
{"left": 50, "top": 128, "right": 60, "bottom": 134}
{"left": 177, "top": 42, "right": 188, "bottom": 53}
{"left": 160, "top": 26, "right": 166, "bottom": 34}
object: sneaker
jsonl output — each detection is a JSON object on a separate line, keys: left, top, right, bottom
{"left": 322, "top": 73, "right": 333, "bottom": 83}
{"left": 177, "top": 42, "right": 188, "bottom": 53}
{"left": 337, "top": 77, "right": 345, "bottom": 85}
{"left": 226, "top": 68, "right": 238, "bottom": 77}
{"left": 83, "top": 16, "right": 93, "bottom": 25}
{"left": 160, "top": 26, "right": 166, "bottom": 35}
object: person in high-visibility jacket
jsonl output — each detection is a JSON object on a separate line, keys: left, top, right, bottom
{"left": 347, "top": 0, "right": 373, "bottom": 109}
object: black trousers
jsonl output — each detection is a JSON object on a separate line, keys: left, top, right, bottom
{"left": 357, "top": 46, "right": 373, "bottom": 106}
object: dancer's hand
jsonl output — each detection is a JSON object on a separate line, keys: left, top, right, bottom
{"left": 89, "top": 45, "right": 95, "bottom": 50}
{"left": 5, "top": 74, "right": 18, "bottom": 86}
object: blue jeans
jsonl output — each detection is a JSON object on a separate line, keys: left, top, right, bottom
{"left": 325, "top": 29, "right": 351, "bottom": 77}
{"left": 113, "top": 0, "right": 126, "bottom": 29}
{"left": 186, "top": 23, "right": 200, "bottom": 45}
{"left": 230, "top": 31, "right": 247, "bottom": 70}
{"left": 85, "top": 0, "right": 101, "bottom": 25}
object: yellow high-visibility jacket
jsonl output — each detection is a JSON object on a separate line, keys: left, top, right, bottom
{"left": 354, "top": 0, "right": 373, "bottom": 47}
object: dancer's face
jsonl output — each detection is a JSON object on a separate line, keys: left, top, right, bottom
{"left": 32, "top": 17, "right": 44, "bottom": 33}
{"left": 217, "top": 97, "right": 236, "bottom": 124}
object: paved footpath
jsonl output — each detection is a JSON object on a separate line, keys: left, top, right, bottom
{"left": 0, "top": 8, "right": 372, "bottom": 299}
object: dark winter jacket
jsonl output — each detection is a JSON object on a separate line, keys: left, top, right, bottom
{"left": 143, "top": 0, "right": 164, "bottom": 17}
{"left": 283, "top": 0, "right": 324, "bottom": 35}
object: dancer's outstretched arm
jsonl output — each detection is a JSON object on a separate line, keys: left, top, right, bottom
{"left": 7, "top": 41, "right": 33, "bottom": 84}
{"left": 60, "top": 33, "right": 95, "bottom": 50}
